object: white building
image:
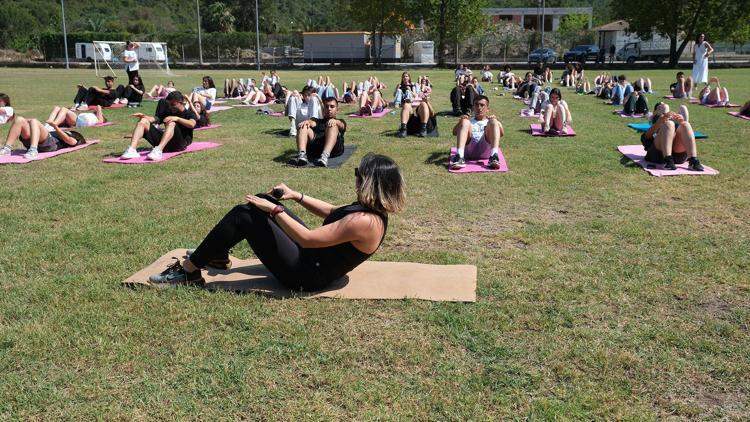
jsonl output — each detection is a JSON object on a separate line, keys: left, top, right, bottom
{"left": 483, "top": 7, "right": 593, "bottom": 32}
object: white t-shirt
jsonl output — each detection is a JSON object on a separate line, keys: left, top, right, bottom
{"left": 123, "top": 50, "right": 139, "bottom": 72}
{"left": 76, "top": 113, "right": 99, "bottom": 127}
{"left": 194, "top": 87, "right": 217, "bottom": 101}
{"left": 0, "top": 106, "right": 14, "bottom": 124}
{"left": 470, "top": 118, "right": 489, "bottom": 142}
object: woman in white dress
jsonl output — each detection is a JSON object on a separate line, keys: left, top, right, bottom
{"left": 691, "top": 33, "right": 714, "bottom": 86}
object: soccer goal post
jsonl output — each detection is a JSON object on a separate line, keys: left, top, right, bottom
{"left": 92, "top": 40, "right": 174, "bottom": 78}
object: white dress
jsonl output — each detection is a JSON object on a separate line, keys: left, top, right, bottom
{"left": 692, "top": 42, "right": 708, "bottom": 84}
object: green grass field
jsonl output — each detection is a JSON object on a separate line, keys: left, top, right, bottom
{"left": 1, "top": 67, "right": 748, "bottom": 419}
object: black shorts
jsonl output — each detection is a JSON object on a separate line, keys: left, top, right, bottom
{"left": 143, "top": 123, "right": 191, "bottom": 152}
{"left": 308, "top": 133, "right": 344, "bottom": 159}
{"left": 645, "top": 147, "right": 688, "bottom": 164}
{"left": 406, "top": 114, "right": 436, "bottom": 135}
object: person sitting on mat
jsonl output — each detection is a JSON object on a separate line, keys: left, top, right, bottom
{"left": 641, "top": 102, "right": 704, "bottom": 171}
{"left": 114, "top": 74, "right": 145, "bottom": 106}
{"left": 516, "top": 72, "right": 539, "bottom": 100}
{"left": 188, "top": 99, "right": 211, "bottom": 129}
{"left": 450, "top": 74, "right": 474, "bottom": 116}
{"left": 481, "top": 65, "right": 493, "bottom": 83}
{"left": 120, "top": 91, "right": 197, "bottom": 161}
{"left": 619, "top": 82, "right": 649, "bottom": 116}
{"left": 697, "top": 77, "right": 730, "bottom": 105}
{"left": 541, "top": 88, "right": 572, "bottom": 135}
{"left": 147, "top": 153, "right": 405, "bottom": 290}
{"left": 189, "top": 76, "right": 217, "bottom": 110}
{"left": 670, "top": 72, "right": 693, "bottom": 99}
{"left": 449, "top": 95, "right": 504, "bottom": 170}
{"left": 73, "top": 76, "right": 117, "bottom": 110}
{"left": 285, "top": 85, "right": 322, "bottom": 137}
{"left": 608, "top": 74, "right": 633, "bottom": 106}
{"left": 340, "top": 81, "right": 359, "bottom": 104}
{"left": 0, "top": 117, "right": 86, "bottom": 159}
{"left": 418, "top": 75, "right": 433, "bottom": 96}
{"left": 0, "top": 93, "right": 14, "bottom": 126}
{"left": 146, "top": 81, "right": 176, "bottom": 99}
{"left": 358, "top": 81, "right": 386, "bottom": 116}
{"left": 46, "top": 105, "right": 106, "bottom": 128}
{"left": 290, "top": 96, "right": 346, "bottom": 168}
{"left": 393, "top": 72, "right": 418, "bottom": 107}
{"left": 396, "top": 95, "right": 436, "bottom": 138}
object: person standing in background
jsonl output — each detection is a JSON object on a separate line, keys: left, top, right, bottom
{"left": 123, "top": 41, "right": 140, "bottom": 81}
{"left": 692, "top": 33, "right": 713, "bottom": 89}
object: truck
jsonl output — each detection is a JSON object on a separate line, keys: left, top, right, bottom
{"left": 616, "top": 39, "right": 671, "bottom": 64}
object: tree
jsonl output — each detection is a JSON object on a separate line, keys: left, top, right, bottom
{"left": 613, "top": 0, "right": 750, "bottom": 67}
{"left": 203, "top": 1, "right": 236, "bottom": 33}
{"left": 420, "top": 0, "right": 489, "bottom": 65}
{"left": 350, "top": 0, "right": 410, "bottom": 65}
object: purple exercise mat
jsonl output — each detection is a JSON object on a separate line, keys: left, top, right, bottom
{"left": 728, "top": 111, "right": 750, "bottom": 121}
{"left": 617, "top": 145, "right": 719, "bottom": 177}
{"left": 529, "top": 124, "right": 576, "bottom": 137}
{"left": 194, "top": 124, "right": 222, "bottom": 131}
{"left": 0, "top": 140, "right": 99, "bottom": 164}
{"left": 447, "top": 147, "right": 508, "bottom": 173}
{"left": 206, "top": 106, "right": 233, "bottom": 113}
{"left": 102, "top": 141, "right": 221, "bottom": 164}
{"left": 518, "top": 110, "right": 540, "bottom": 118}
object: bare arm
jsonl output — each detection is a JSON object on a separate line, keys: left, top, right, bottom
{"left": 271, "top": 183, "right": 336, "bottom": 218}
{"left": 274, "top": 212, "right": 380, "bottom": 249}
{"left": 50, "top": 124, "right": 78, "bottom": 146}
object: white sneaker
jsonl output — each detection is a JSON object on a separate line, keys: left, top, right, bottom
{"left": 121, "top": 147, "right": 140, "bottom": 159}
{"left": 113, "top": 98, "right": 121, "bottom": 104}
{"left": 0, "top": 145, "right": 11, "bottom": 156}
{"left": 289, "top": 126, "right": 297, "bottom": 137}
{"left": 147, "top": 147, "right": 163, "bottom": 161}
{"left": 23, "top": 148, "right": 38, "bottom": 159}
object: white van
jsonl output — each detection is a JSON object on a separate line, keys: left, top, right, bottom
{"left": 75, "top": 42, "right": 112, "bottom": 61}
{"left": 137, "top": 42, "right": 167, "bottom": 62}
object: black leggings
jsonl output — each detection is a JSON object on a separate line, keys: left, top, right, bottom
{"left": 188, "top": 196, "right": 321, "bottom": 290}
{"left": 624, "top": 93, "right": 649, "bottom": 115}
{"left": 450, "top": 86, "right": 475, "bottom": 114}
{"left": 73, "top": 87, "right": 113, "bottom": 107}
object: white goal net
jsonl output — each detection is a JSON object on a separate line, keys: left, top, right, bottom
{"left": 92, "top": 41, "right": 175, "bottom": 79}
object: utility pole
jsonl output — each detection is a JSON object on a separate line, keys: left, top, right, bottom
{"left": 255, "top": 0, "right": 261, "bottom": 70}
{"left": 61, "top": 0, "right": 70, "bottom": 69}
{"left": 541, "top": 0, "right": 546, "bottom": 49}
{"left": 196, "top": 0, "right": 204, "bottom": 65}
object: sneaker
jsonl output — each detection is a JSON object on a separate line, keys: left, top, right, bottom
{"left": 396, "top": 127, "right": 407, "bottom": 138}
{"left": 148, "top": 259, "right": 204, "bottom": 288}
{"left": 688, "top": 157, "right": 704, "bottom": 172}
{"left": 0, "top": 145, "right": 11, "bottom": 156}
{"left": 418, "top": 127, "right": 428, "bottom": 138}
{"left": 314, "top": 155, "right": 329, "bottom": 167}
{"left": 121, "top": 147, "right": 140, "bottom": 159}
{"left": 289, "top": 126, "right": 297, "bottom": 137}
{"left": 663, "top": 155, "right": 677, "bottom": 170}
{"left": 295, "top": 151, "right": 308, "bottom": 166}
{"left": 449, "top": 154, "right": 465, "bottom": 169}
{"left": 185, "top": 249, "right": 232, "bottom": 270}
{"left": 23, "top": 148, "right": 38, "bottom": 159}
{"left": 488, "top": 153, "right": 501, "bottom": 169}
{"left": 113, "top": 98, "right": 121, "bottom": 104}
{"left": 147, "top": 147, "right": 163, "bottom": 161}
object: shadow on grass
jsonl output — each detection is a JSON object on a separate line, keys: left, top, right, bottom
{"left": 425, "top": 150, "right": 450, "bottom": 167}
{"left": 262, "top": 128, "right": 291, "bottom": 138}
{"left": 435, "top": 110, "right": 460, "bottom": 117}
{"left": 619, "top": 155, "right": 639, "bottom": 168}
{"left": 273, "top": 148, "right": 298, "bottom": 164}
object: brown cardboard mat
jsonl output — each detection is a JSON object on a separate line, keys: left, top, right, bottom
{"left": 123, "top": 249, "right": 476, "bottom": 302}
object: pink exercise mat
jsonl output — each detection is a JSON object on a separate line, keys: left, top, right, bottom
{"left": 0, "top": 140, "right": 99, "bottom": 165}
{"left": 617, "top": 145, "right": 718, "bottom": 177}
{"left": 64, "top": 121, "right": 115, "bottom": 128}
{"left": 234, "top": 102, "right": 274, "bottom": 107}
{"left": 518, "top": 110, "right": 540, "bottom": 118}
{"left": 348, "top": 108, "right": 392, "bottom": 118}
{"left": 206, "top": 105, "right": 233, "bottom": 113}
{"left": 529, "top": 124, "right": 576, "bottom": 137}
{"left": 447, "top": 147, "right": 508, "bottom": 173}
{"left": 728, "top": 111, "right": 750, "bottom": 121}
{"left": 700, "top": 102, "right": 740, "bottom": 108}
{"left": 102, "top": 141, "right": 221, "bottom": 164}
{"left": 194, "top": 124, "right": 222, "bottom": 131}
{"left": 613, "top": 110, "right": 650, "bottom": 118}
{"left": 662, "top": 96, "right": 698, "bottom": 103}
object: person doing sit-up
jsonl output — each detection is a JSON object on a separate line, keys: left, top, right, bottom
{"left": 120, "top": 91, "right": 197, "bottom": 161}
{"left": 541, "top": 88, "right": 572, "bottom": 135}
{"left": 146, "top": 153, "right": 405, "bottom": 290}
{"left": 449, "top": 95, "right": 504, "bottom": 170}
{"left": 146, "top": 81, "right": 176, "bottom": 99}
{"left": 697, "top": 77, "right": 730, "bottom": 105}
{"left": 620, "top": 82, "right": 649, "bottom": 116}
{"left": 285, "top": 85, "right": 322, "bottom": 137}
{"left": 641, "top": 102, "right": 704, "bottom": 171}
{"left": 670, "top": 72, "right": 693, "bottom": 99}
{"left": 0, "top": 93, "right": 14, "bottom": 126}
{"left": 0, "top": 116, "right": 86, "bottom": 159}
{"left": 396, "top": 95, "right": 436, "bottom": 138}
{"left": 72, "top": 76, "right": 117, "bottom": 110}
{"left": 290, "top": 96, "right": 346, "bottom": 168}
{"left": 189, "top": 76, "right": 217, "bottom": 110}
{"left": 46, "top": 105, "right": 106, "bottom": 128}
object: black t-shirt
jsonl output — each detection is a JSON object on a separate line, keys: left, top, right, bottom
{"left": 398, "top": 83, "right": 415, "bottom": 94}
{"left": 311, "top": 117, "right": 346, "bottom": 140}
{"left": 154, "top": 104, "right": 198, "bottom": 140}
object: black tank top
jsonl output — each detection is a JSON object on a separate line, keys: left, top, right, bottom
{"left": 306, "top": 202, "right": 388, "bottom": 283}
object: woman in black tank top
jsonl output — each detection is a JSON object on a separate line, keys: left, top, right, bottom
{"left": 149, "top": 153, "right": 406, "bottom": 290}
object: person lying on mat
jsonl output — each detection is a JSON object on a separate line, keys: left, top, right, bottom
{"left": 670, "top": 72, "right": 693, "bottom": 99}
{"left": 396, "top": 95, "right": 436, "bottom": 138}
{"left": 739, "top": 100, "right": 750, "bottom": 117}
{"left": 285, "top": 85, "right": 322, "bottom": 137}
{"left": 541, "top": 88, "right": 572, "bottom": 135}
{"left": 575, "top": 77, "right": 592, "bottom": 94}
{"left": 641, "top": 102, "right": 704, "bottom": 171}
{"left": 114, "top": 74, "right": 145, "bottom": 106}
{"left": 0, "top": 93, "right": 14, "bottom": 125}
{"left": 148, "top": 153, "right": 405, "bottom": 290}
{"left": 239, "top": 80, "right": 270, "bottom": 105}
{"left": 697, "top": 77, "right": 730, "bottom": 105}
{"left": 358, "top": 81, "right": 386, "bottom": 116}
{"left": 146, "top": 81, "right": 176, "bottom": 99}
{"left": 619, "top": 82, "right": 649, "bottom": 116}
{"left": 449, "top": 95, "right": 504, "bottom": 170}
{"left": 73, "top": 76, "right": 117, "bottom": 110}
{"left": 120, "top": 91, "right": 197, "bottom": 161}
{"left": 46, "top": 105, "right": 106, "bottom": 128}
{"left": 290, "top": 96, "right": 346, "bottom": 167}
{"left": 0, "top": 117, "right": 86, "bottom": 159}
{"left": 187, "top": 99, "right": 211, "bottom": 129}
{"left": 309, "top": 76, "right": 341, "bottom": 99}
{"left": 341, "top": 81, "right": 359, "bottom": 104}
{"left": 528, "top": 86, "right": 551, "bottom": 115}
{"left": 637, "top": 77, "right": 653, "bottom": 93}
{"left": 189, "top": 76, "right": 217, "bottom": 110}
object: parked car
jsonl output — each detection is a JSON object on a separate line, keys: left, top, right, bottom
{"left": 563, "top": 45, "right": 600, "bottom": 63}
{"left": 528, "top": 48, "right": 557, "bottom": 64}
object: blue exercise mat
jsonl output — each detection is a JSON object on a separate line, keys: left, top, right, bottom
{"left": 627, "top": 123, "right": 708, "bottom": 139}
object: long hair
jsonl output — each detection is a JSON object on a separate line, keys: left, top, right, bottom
{"left": 202, "top": 76, "right": 216, "bottom": 89}
{"left": 356, "top": 154, "right": 405, "bottom": 214}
